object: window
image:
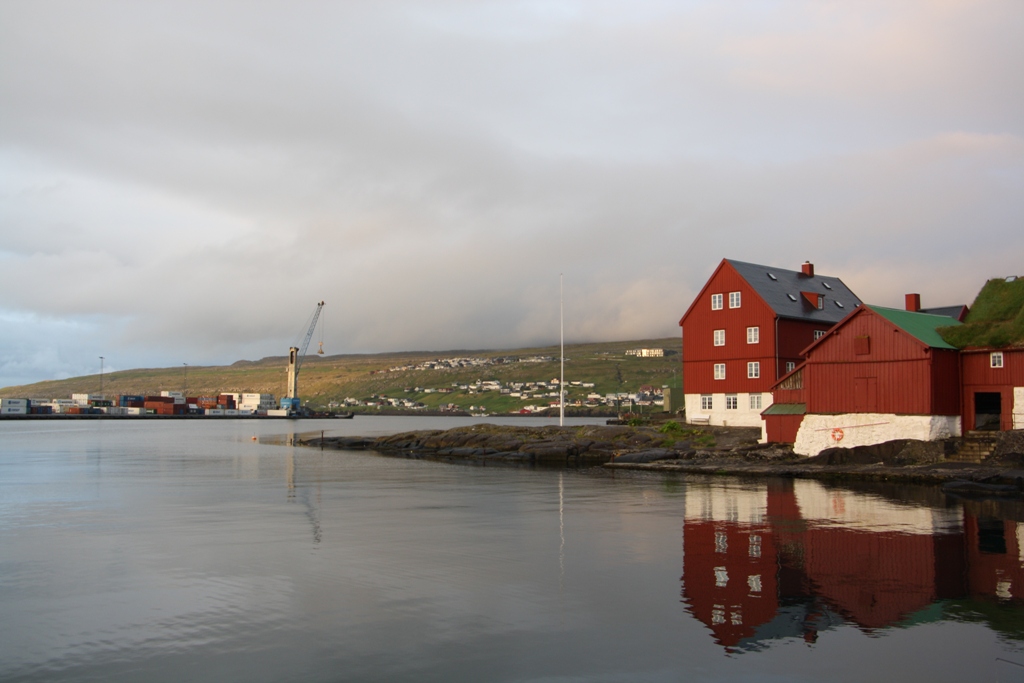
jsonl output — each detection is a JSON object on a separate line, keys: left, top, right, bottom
{"left": 701, "top": 394, "right": 713, "bottom": 410}
{"left": 715, "top": 532, "right": 728, "bottom": 553}
{"left": 714, "top": 364, "right": 726, "bottom": 380}
{"left": 725, "top": 394, "right": 738, "bottom": 409}
{"left": 767, "top": 272, "right": 777, "bottom": 281}
{"left": 991, "top": 352, "right": 1004, "bottom": 368}
{"left": 817, "top": 296, "right": 824, "bottom": 310}
{"left": 714, "top": 567, "right": 728, "bottom": 587}
{"left": 822, "top": 282, "right": 832, "bottom": 290}
{"left": 786, "top": 361, "right": 796, "bottom": 373}
{"left": 747, "top": 326, "right": 759, "bottom": 344}
{"left": 747, "top": 362, "right": 760, "bottom": 379}
{"left": 729, "top": 291, "right": 741, "bottom": 308}
{"left": 787, "top": 293, "right": 798, "bottom": 302}
{"left": 711, "top": 293, "right": 723, "bottom": 310}
{"left": 749, "top": 394, "right": 762, "bottom": 410}
{"left": 814, "top": 330, "right": 826, "bottom": 340}
{"left": 713, "top": 329, "right": 725, "bottom": 346}
{"left": 835, "top": 301, "right": 845, "bottom": 308}
{"left": 748, "top": 534, "right": 761, "bottom": 558}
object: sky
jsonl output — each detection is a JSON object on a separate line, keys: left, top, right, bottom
{"left": 2, "top": 0, "right": 1023, "bottom": 388}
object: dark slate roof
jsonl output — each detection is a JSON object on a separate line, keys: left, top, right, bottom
{"left": 726, "top": 259, "right": 862, "bottom": 324}
{"left": 921, "top": 305, "right": 968, "bottom": 321}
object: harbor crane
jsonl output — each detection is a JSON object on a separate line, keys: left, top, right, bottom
{"left": 282, "top": 301, "right": 325, "bottom": 414}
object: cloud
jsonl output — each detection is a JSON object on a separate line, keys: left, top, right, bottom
{"left": 1, "top": 0, "right": 1022, "bottom": 386}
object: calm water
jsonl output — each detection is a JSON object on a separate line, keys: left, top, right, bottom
{"left": 1, "top": 416, "right": 1023, "bottom": 682}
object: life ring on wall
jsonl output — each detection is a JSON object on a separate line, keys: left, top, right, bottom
{"left": 830, "top": 428, "right": 845, "bottom": 443}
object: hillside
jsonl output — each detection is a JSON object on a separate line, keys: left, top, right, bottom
{"left": 939, "top": 276, "right": 1024, "bottom": 349}
{"left": 0, "top": 338, "right": 683, "bottom": 413}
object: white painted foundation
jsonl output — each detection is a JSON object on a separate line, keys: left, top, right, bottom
{"left": 684, "top": 392, "right": 773, "bottom": 429}
{"left": 792, "top": 413, "right": 962, "bottom": 457}
{"left": 1014, "top": 387, "right": 1024, "bottom": 430}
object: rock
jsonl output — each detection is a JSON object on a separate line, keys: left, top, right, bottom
{"left": 612, "top": 449, "right": 676, "bottom": 464}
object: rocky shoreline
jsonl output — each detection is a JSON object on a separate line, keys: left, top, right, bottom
{"left": 306, "top": 422, "right": 1024, "bottom": 493}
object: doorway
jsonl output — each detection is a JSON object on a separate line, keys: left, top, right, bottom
{"left": 973, "top": 392, "right": 1002, "bottom": 431}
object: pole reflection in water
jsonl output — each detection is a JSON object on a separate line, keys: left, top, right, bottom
{"left": 285, "top": 436, "right": 323, "bottom": 546}
{"left": 680, "top": 477, "right": 1024, "bottom": 652}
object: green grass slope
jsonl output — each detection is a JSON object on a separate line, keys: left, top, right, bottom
{"left": 939, "top": 277, "right": 1024, "bottom": 349}
{"left": 0, "top": 338, "right": 683, "bottom": 413}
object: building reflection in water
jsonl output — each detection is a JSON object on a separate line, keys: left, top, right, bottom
{"left": 680, "top": 479, "right": 1024, "bottom": 651}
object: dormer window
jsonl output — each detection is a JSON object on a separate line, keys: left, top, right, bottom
{"left": 801, "top": 291, "right": 823, "bottom": 308}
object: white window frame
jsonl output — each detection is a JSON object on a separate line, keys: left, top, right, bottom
{"left": 786, "top": 361, "right": 796, "bottom": 373}
{"left": 729, "top": 291, "right": 741, "bottom": 309}
{"left": 725, "top": 394, "right": 738, "bottom": 410}
{"left": 713, "top": 329, "right": 725, "bottom": 346}
{"left": 747, "top": 362, "right": 760, "bottom": 379}
{"left": 749, "top": 394, "right": 762, "bottom": 410}
{"left": 814, "top": 330, "right": 826, "bottom": 340}
{"left": 700, "top": 394, "right": 713, "bottom": 410}
{"left": 991, "top": 351, "right": 1004, "bottom": 368}
{"left": 714, "top": 364, "right": 726, "bottom": 380}
{"left": 747, "top": 326, "right": 759, "bottom": 344}
{"left": 711, "top": 293, "right": 723, "bottom": 310}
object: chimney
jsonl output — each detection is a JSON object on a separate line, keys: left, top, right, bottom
{"left": 905, "top": 293, "right": 921, "bottom": 312}
{"left": 801, "top": 261, "right": 814, "bottom": 277}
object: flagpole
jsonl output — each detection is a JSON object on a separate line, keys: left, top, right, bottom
{"left": 560, "top": 273, "right": 564, "bottom": 427}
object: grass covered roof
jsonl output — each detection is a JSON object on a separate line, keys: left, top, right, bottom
{"left": 939, "top": 277, "right": 1024, "bottom": 349}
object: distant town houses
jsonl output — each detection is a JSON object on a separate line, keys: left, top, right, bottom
{"left": 680, "top": 257, "right": 1024, "bottom": 456}
{"left": 386, "top": 355, "right": 554, "bottom": 373}
{"left": 335, "top": 376, "right": 658, "bottom": 412}
{"left": 625, "top": 348, "right": 667, "bottom": 357}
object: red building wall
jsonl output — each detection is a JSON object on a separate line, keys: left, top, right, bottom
{"left": 961, "top": 349, "right": 1024, "bottom": 431}
{"left": 799, "top": 529, "right": 943, "bottom": 629}
{"left": 777, "top": 319, "right": 834, "bottom": 379}
{"left": 963, "top": 513, "right": 1024, "bottom": 603}
{"left": 682, "top": 261, "right": 778, "bottom": 396}
{"left": 804, "top": 308, "right": 960, "bottom": 415}
{"left": 681, "top": 520, "right": 781, "bottom": 648}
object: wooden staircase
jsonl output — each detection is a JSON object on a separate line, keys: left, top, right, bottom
{"left": 949, "top": 432, "right": 1000, "bottom": 464}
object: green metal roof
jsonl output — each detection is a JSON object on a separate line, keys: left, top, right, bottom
{"left": 867, "top": 306, "right": 961, "bottom": 350}
{"left": 762, "top": 402, "right": 806, "bottom": 416}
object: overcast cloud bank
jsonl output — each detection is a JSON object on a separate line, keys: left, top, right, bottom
{"left": 2, "top": 1, "right": 1022, "bottom": 387}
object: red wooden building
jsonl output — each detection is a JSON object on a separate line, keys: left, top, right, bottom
{"left": 950, "top": 277, "right": 1024, "bottom": 431}
{"left": 763, "top": 305, "right": 963, "bottom": 453}
{"left": 679, "top": 259, "right": 861, "bottom": 427}
{"left": 961, "top": 349, "right": 1024, "bottom": 431}
{"left": 681, "top": 480, "right": 985, "bottom": 651}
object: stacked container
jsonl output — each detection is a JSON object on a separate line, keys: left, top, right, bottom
{"left": 1, "top": 398, "right": 29, "bottom": 415}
